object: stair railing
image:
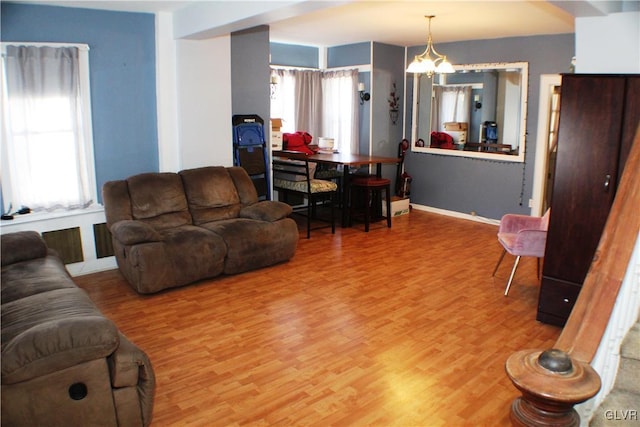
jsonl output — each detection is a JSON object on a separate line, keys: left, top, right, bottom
{"left": 505, "top": 124, "right": 640, "bottom": 427}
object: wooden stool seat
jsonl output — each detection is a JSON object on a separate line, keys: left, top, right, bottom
{"left": 351, "top": 176, "right": 390, "bottom": 187}
{"left": 349, "top": 176, "right": 392, "bottom": 232}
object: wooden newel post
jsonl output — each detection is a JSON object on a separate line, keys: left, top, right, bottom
{"left": 505, "top": 348, "right": 601, "bottom": 427}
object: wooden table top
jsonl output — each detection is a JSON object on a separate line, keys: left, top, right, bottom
{"left": 273, "top": 150, "right": 399, "bottom": 166}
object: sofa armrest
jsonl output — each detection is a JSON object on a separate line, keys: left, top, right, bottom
{"left": 108, "top": 333, "right": 155, "bottom": 427}
{"left": 1, "top": 231, "right": 48, "bottom": 267}
{"left": 2, "top": 309, "right": 120, "bottom": 384}
{"left": 240, "top": 201, "right": 293, "bottom": 222}
{"left": 110, "top": 220, "right": 162, "bottom": 245}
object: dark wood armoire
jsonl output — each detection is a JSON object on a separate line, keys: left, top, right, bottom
{"left": 537, "top": 74, "right": 640, "bottom": 326}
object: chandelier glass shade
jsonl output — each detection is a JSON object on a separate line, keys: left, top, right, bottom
{"left": 406, "top": 15, "right": 454, "bottom": 77}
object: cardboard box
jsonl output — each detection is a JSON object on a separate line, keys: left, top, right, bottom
{"left": 447, "top": 130, "right": 467, "bottom": 145}
{"left": 444, "top": 122, "right": 468, "bottom": 131}
{"left": 382, "top": 196, "right": 410, "bottom": 217}
{"left": 271, "top": 131, "right": 283, "bottom": 150}
{"left": 271, "top": 118, "right": 283, "bottom": 131}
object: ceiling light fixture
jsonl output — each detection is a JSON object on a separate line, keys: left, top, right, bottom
{"left": 406, "top": 15, "right": 454, "bottom": 77}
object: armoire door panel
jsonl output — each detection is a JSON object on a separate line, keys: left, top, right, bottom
{"left": 542, "top": 76, "right": 626, "bottom": 284}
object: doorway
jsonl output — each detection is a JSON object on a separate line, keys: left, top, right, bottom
{"left": 531, "top": 74, "right": 562, "bottom": 216}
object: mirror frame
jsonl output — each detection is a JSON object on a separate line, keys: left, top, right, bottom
{"left": 410, "top": 61, "right": 529, "bottom": 163}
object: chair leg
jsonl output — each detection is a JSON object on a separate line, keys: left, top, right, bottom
{"left": 492, "top": 249, "right": 507, "bottom": 277}
{"left": 364, "top": 188, "right": 371, "bottom": 232}
{"left": 330, "top": 192, "right": 335, "bottom": 234}
{"left": 504, "top": 255, "right": 521, "bottom": 296}
{"left": 348, "top": 186, "right": 355, "bottom": 227}
{"left": 385, "top": 186, "right": 391, "bottom": 228}
{"left": 537, "top": 257, "right": 541, "bottom": 279}
{"left": 306, "top": 197, "right": 311, "bottom": 239}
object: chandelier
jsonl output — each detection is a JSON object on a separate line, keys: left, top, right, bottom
{"left": 406, "top": 15, "right": 454, "bottom": 77}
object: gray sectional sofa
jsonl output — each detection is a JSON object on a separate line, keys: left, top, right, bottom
{"left": 102, "top": 166, "right": 299, "bottom": 294}
{"left": 1, "top": 231, "right": 155, "bottom": 426}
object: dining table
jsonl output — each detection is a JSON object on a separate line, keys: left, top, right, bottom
{"left": 273, "top": 150, "right": 400, "bottom": 227}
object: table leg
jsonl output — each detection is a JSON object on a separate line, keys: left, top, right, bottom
{"left": 341, "top": 165, "right": 351, "bottom": 227}
{"left": 374, "top": 162, "right": 383, "bottom": 218}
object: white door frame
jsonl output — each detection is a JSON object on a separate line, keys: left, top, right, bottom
{"left": 531, "top": 74, "right": 562, "bottom": 216}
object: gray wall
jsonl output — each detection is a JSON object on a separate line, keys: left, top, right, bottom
{"left": 371, "top": 42, "right": 406, "bottom": 187}
{"left": 404, "top": 33, "right": 574, "bottom": 219}
{"left": 231, "top": 25, "right": 271, "bottom": 123}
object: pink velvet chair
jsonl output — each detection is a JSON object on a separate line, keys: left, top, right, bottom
{"left": 492, "top": 208, "right": 550, "bottom": 296}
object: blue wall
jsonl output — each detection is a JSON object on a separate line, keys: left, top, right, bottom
{"left": 1, "top": 3, "right": 159, "bottom": 202}
{"left": 271, "top": 42, "right": 318, "bottom": 68}
{"left": 404, "top": 34, "right": 574, "bottom": 219}
{"left": 328, "top": 42, "right": 371, "bottom": 68}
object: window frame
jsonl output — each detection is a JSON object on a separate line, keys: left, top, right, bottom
{"left": 1, "top": 42, "right": 97, "bottom": 213}
{"left": 270, "top": 66, "right": 359, "bottom": 154}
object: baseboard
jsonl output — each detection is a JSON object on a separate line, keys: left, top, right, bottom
{"left": 410, "top": 203, "right": 500, "bottom": 226}
{"left": 66, "top": 257, "right": 117, "bottom": 277}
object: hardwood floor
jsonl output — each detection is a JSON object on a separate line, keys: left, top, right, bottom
{"left": 74, "top": 210, "right": 560, "bottom": 426}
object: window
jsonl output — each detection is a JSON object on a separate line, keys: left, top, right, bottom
{"left": 270, "top": 68, "right": 359, "bottom": 154}
{"left": 432, "top": 85, "right": 473, "bottom": 132}
{"left": 1, "top": 43, "right": 96, "bottom": 213}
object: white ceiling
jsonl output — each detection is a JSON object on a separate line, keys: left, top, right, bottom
{"left": 268, "top": 1, "right": 575, "bottom": 47}
{"left": 12, "top": 0, "right": 634, "bottom": 48}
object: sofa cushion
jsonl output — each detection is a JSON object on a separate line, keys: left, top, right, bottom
{"left": 1, "top": 256, "right": 77, "bottom": 304}
{"left": 1, "top": 288, "right": 120, "bottom": 384}
{"left": 201, "top": 218, "right": 298, "bottom": 275}
{"left": 1, "top": 231, "right": 48, "bottom": 267}
{"left": 110, "top": 220, "right": 162, "bottom": 245}
{"left": 227, "top": 166, "right": 259, "bottom": 206}
{"left": 157, "top": 225, "right": 227, "bottom": 287}
{"left": 179, "top": 167, "right": 241, "bottom": 225}
{"left": 127, "top": 172, "right": 192, "bottom": 230}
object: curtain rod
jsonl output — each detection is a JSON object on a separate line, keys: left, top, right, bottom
{"left": 1, "top": 42, "right": 90, "bottom": 52}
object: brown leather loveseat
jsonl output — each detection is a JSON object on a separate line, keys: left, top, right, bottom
{"left": 102, "top": 166, "right": 299, "bottom": 294}
{"left": 1, "top": 231, "right": 155, "bottom": 426}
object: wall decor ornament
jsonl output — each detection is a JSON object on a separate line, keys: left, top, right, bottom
{"left": 389, "top": 83, "right": 400, "bottom": 124}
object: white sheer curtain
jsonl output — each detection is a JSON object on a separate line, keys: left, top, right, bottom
{"left": 270, "top": 69, "right": 296, "bottom": 134}
{"left": 321, "top": 69, "right": 359, "bottom": 154}
{"left": 294, "top": 70, "right": 323, "bottom": 140}
{"left": 432, "top": 85, "right": 472, "bottom": 131}
{"left": 270, "top": 67, "right": 359, "bottom": 153}
{"left": 2, "top": 44, "right": 95, "bottom": 212}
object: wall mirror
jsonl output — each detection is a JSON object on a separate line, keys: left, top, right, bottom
{"left": 410, "top": 61, "right": 528, "bottom": 162}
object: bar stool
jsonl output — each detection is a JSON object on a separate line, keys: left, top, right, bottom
{"left": 348, "top": 176, "right": 392, "bottom": 232}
